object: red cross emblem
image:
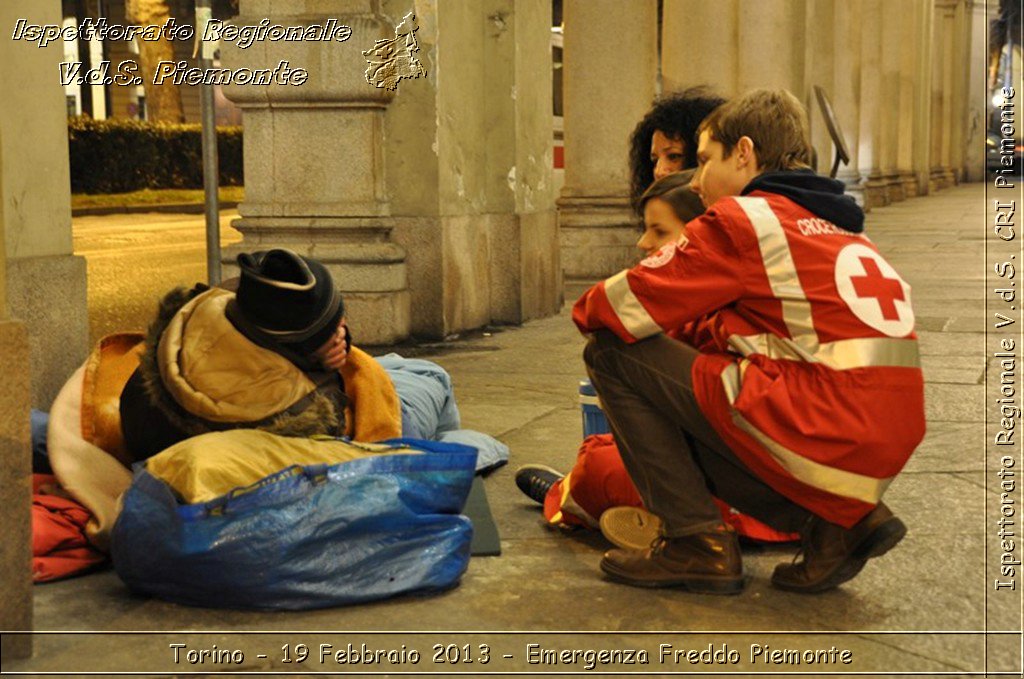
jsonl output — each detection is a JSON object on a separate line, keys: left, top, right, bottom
{"left": 835, "top": 244, "right": 913, "bottom": 336}
{"left": 850, "top": 257, "right": 905, "bottom": 321}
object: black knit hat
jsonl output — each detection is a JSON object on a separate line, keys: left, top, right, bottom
{"left": 226, "top": 249, "right": 344, "bottom": 358}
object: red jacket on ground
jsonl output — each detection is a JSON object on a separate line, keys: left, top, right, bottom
{"left": 32, "top": 474, "right": 106, "bottom": 582}
{"left": 573, "top": 191, "right": 926, "bottom": 528}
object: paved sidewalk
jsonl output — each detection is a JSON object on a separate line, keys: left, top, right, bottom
{"left": 8, "top": 183, "right": 1008, "bottom": 676}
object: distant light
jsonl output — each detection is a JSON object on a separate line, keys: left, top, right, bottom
{"left": 994, "top": 92, "right": 1007, "bottom": 107}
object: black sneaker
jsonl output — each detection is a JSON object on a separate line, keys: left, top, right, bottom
{"left": 515, "top": 464, "right": 564, "bottom": 504}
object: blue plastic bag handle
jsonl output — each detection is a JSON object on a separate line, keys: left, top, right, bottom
{"left": 203, "top": 464, "right": 329, "bottom": 514}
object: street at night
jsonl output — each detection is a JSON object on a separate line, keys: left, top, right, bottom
{"left": 73, "top": 209, "right": 241, "bottom": 343}
{"left": 1, "top": 0, "right": 1013, "bottom": 673}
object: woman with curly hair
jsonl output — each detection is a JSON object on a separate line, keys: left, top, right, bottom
{"left": 627, "top": 86, "right": 725, "bottom": 215}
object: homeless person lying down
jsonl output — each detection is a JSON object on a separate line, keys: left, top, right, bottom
{"left": 120, "top": 248, "right": 362, "bottom": 461}
{"left": 43, "top": 248, "right": 507, "bottom": 557}
{"left": 119, "top": 248, "right": 508, "bottom": 464}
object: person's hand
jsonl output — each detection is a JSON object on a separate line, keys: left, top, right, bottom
{"left": 313, "top": 320, "right": 349, "bottom": 371}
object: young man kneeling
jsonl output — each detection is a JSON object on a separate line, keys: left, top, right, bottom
{"left": 573, "top": 89, "right": 925, "bottom": 594}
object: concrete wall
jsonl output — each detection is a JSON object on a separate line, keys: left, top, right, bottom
{"left": 0, "top": 316, "right": 31, "bottom": 659}
{"left": 220, "top": 1, "right": 412, "bottom": 345}
{"left": 0, "top": 0, "right": 53, "bottom": 658}
{"left": 387, "top": 0, "right": 560, "bottom": 337}
{"left": 963, "top": 1, "right": 988, "bottom": 182}
{"left": 1, "top": 0, "right": 88, "bottom": 408}
{"left": 558, "top": 0, "right": 657, "bottom": 282}
{"left": 221, "top": 0, "right": 558, "bottom": 343}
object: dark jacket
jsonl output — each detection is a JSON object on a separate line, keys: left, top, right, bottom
{"left": 742, "top": 169, "right": 865, "bottom": 233}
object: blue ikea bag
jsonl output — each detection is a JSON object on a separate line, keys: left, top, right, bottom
{"left": 111, "top": 439, "right": 478, "bottom": 610}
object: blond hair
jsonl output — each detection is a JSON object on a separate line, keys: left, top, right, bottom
{"left": 698, "top": 89, "right": 812, "bottom": 172}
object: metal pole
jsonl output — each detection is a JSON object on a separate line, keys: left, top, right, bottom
{"left": 75, "top": 0, "right": 93, "bottom": 116}
{"left": 196, "top": 0, "right": 221, "bottom": 285}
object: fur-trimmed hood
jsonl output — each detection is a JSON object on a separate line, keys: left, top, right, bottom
{"left": 133, "top": 286, "right": 344, "bottom": 444}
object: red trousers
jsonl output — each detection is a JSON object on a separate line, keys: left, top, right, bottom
{"left": 543, "top": 434, "right": 798, "bottom": 542}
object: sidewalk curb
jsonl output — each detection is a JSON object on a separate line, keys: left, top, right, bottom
{"left": 72, "top": 201, "right": 240, "bottom": 217}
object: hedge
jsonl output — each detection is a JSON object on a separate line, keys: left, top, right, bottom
{"left": 68, "top": 116, "right": 243, "bottom": 194}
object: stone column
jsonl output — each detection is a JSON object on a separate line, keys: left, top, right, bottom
{"left": 487, "top": 0, "right": 562, "bottom": 325}
{"left": 880, "top": 5, "right": 904, "bottom": 203}
{"left": 737, "top": 0, "right": 805, "bottom": 94}
{"left": 803, "top": 0, "right": 834, "bottom": 175}
{"left": 855, "top": 0, "right": 889, "bottom": 209}
{"left": 662, "top": 0, "right": 738, "bottom": 97}
{"left": 220, "top": 0, "right": 410, "bottom": 344}
{"left": 913, "top": 0, "right": 934, "bottom": 195}
{"left": 947, "top": 0, "right": 970, "bottom": 183}
{"left": 1, "top": 0, "right": 88, "bottom": 406}
{"left": 930, "top": 0, "right": 957, "bottom": 190}
{"left": 0, "top": 266, "right": 31, "bottom": 660}
{"left": 964, "top": 0, "right": 988, "bottom": 182}
{"left": 558, "top": 0, "right": 657, "bottom": 282}
{"left": 384, "top": 0, "right": 560, "bottom": 338}
{"left": 832, "top": 0, "right": 863, "bottom": 203}
{"left": 895, "top": 0, "right": 923, "bottom": 198}
{"left": 2, "top": 0, "right": 90, "bottom": 648}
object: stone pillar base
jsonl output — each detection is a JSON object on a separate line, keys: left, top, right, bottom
{"left": 6, "top": 254, "right": 88, "bottom": 408}
{"left": 884, "top": 173, "right": 906, "bottom": 203}
{"left": 900, "top": 171, "right": 919, "bottom": 198}
{"left": 858, "top": 174, "right": 891, "bottom": 210}
{"left": 390, "top": 214, "right": 495, "bottom": 339}
{"left": 221, "top": 4, "right": 405, "bottom": 344}
{"left": 223, "top": 220, "right": 411, "bottom": 346}
{"left": 390, "top": 210, "right": 561, "bottom": 339}
{"left": 914, "top": 170, "right": 931, "bottom": 196}
{"left": 558, "top": 195, "right": 639, "bottom": 283}
{"left": 329, "top": 291, "right": 410, "bottom": 346}
{"left": 490, "top": 210, "right": 562, "bottom": 326}
{"left": 930, "top": 167, "right": 953, "bottom": 191}
{"left": 0, "top": 320, "right": 32, "bottom": 659}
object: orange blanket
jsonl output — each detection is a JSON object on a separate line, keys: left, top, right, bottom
{"left": 340, "top": 346, "right": 402, "bottom": 442}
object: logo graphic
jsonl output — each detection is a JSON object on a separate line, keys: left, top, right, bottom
{"left": 834, "top": 243, "right": 914, "bottom": 337}
{"left": 363, "top": 12, "right": 426, "bottom": 91}
{"left": 640, "top": 238, "right": 684, "bottom": 269}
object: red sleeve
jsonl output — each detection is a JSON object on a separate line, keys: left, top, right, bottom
{"left": 688, "top": 315, "right": 722, "bottom": 352}
{"left": 572, "top": 206, "right": 746, "bottom": 343}
{"left": 668, "top": 316, "right": 717, "bottom": 350}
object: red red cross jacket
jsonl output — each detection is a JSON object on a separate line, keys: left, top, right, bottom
{"left": 573, "top": 191, "right": 926, "bottom": 528}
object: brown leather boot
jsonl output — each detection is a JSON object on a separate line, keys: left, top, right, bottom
{"left": 771, "top": 502, "right": 906, "bottom": 593}
{"left": 600, "top": 527, "right": 744, "bottom": 594}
